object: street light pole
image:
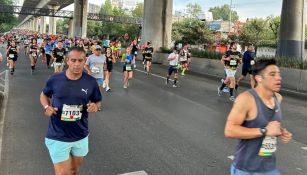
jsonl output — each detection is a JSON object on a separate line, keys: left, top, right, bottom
{"left": 229, "top": 0, "right": 233, "bottom": 34}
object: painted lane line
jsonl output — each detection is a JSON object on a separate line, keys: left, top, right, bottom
{"left": 301, "top": 147, "right": 307, "bottom": 151}
{"left": 119, "top": 170, "right": 148, "bottom": 175}
{"left": 227, "top": 155, "right": 234, "bottom": 160}
{"left": 135, "top": 68, "right": 174, "bottom": 82}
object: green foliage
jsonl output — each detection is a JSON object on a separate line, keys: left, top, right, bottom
{"left": 186, "top": 3, "right": 202, "bottom": 18}
{"left": 159, "top": 47, "right": 223, "bottom": 60}
{"left": 209, "top": 4, "right": 239, "bottom": 21}
{"left": 239, "top": 18, "right": 268, "bottom": 47}
{"left": 267, "top": 16, "right": 280, "bottom": 42}
{"left": 100, "top": 0, "right": 113, "bottom": 15}
{"left": 172, "top": 18, "right": 214, "bottom": 45}
{"left": 132, "top": 3, "right": 143, "bottom": 17}
{"left": 56, "top": 18, "right": 70, "bottom": 35}
{"left": 0, "top": 0, "right": 18, "bottom": 33}
{"left": 256, "top": 56, "right": 307, "bottom": 70}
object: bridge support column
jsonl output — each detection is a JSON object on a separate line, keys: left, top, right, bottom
{"left": 73, "top": 0, "right": 88, "bottom": 38}
{"left": 68, "top": 18, "right": 74, "bottom": 38}
{"left": 142, "top": 0, "right": 173, "bottom": 50}
{"left": 40, "top": 16, "right": 46, "bottom": 34}
{"left": 277, "top": 0, "right": 305, "bottom": 60}
{"left": 30, "top": 19, "right": 34, "bottom": 31}
{"left": 34, "top": 18, "right": 38, "bottom": 32}
{"left": 48, "top": 5, "right": 59, "bottom": 35}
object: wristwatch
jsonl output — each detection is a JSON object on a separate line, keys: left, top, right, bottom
{"left": 260, "top": 127, "right": 267, "bottom": 136}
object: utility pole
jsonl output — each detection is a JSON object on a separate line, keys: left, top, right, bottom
{"left": 229, "top": 0, "right": 233, "bottom": 34}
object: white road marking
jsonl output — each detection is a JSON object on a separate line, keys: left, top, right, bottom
{"left": 227, "top": 155, "right": 234, "bottom": 160}
{"left": 301, "top": 147, "right": 307, "bottom": 151}
{"left": 135, "top": 68, "right": 174, "bottom": 82}
{"left": 119, "top": 170, "right": 148, "bottom": 175}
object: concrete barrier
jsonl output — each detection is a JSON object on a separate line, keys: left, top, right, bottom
{"left": 0, "top": 70, "right": 9, "bottom": 162}
{"left": 152, "top": 52, "right": 307, "bottom": 94}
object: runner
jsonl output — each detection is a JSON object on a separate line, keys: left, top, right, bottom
{"left": 237, "top": 44, "right": 256, "bottom": 89}
{"left": 40, "top": 46, "right": 102, "bottom": 175}
{"left": 23, "top": 37, "right": 30, "bottom": 55}
{"left": 28, "top": 38, "right": 39, "bottom": 74}
{"left": 45, "top": 38, "right": 53, "bottom": 69}
{"left": 179, "top": 44, "right": 189, "bottom": 76}
{"left": 84, "top": 45, "right": 106, "bottom": 110}
{"left": 144, "top": 42, "right": 154, "bottom": 75}
{"left": 218, "top": 42, "right": 242, "bottom": 101}
{"left": 166, "top": 48, "right": 179, "bottom": 87}
{"left": 105, "top": 47, "right": 116, "bottom": 92}
{"left": 52, "top": 40, "right": 67, "bottom": 73}
{"left": 121, "top": 47, "right": 135, "bottom": 89}
{"left": 6, "top": 40, "right": 19, "bottom": 75}
{"left": 224, "top": 58, "right": 292, "bottom": 175}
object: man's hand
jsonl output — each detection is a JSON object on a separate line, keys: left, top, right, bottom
{"left": 279, "top": 128, "right": 292, "bottom": 144}
{"left": 45, "top": 106, "right": 58, "bottom": 117}
{"left": 87, "top": 103, "right": 98, "bottom": 112}
{"left": 265, "top": 121, "right": 282, "bottom": 136}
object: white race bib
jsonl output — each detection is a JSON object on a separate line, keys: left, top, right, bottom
{"left": 251, "top": 60, "right": 255, "bottom": 65}
{"left": 91, "top": 66, "right": 100, "bottom": 73}
{"left": 258, "top": 136, "right": 277, "bottom": 156}
{"left": 54, "top": 62, "right": 63, "bottom": 67}
{"left": 230, "top": 60, "right": 237, "bottom": 66}
{"left": 126, "top": 64, "right": 132, "bottom": 71}
{"left": 134, "top": 51, "right": 137, "bottom": 55}
{"left": 61, "top": 104, "right": 82, "bottom": 122}
{"left": 32, "top": 53, "right": 37, "bottom": 57}
{"left": 9, "top": 54, "right": 14, "bottom": 58}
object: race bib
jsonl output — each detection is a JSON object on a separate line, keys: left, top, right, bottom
{"left": 65, "top": 48, "right": 69, "bottom": 52}
{"left": 32, "top": 53, "right": 37, "bottom": 57}
{"left": 61, "top": 104, "right": 82, "bottom": 122}
{"left": 230, "top": 60, "right": 237, "bottom": 66}
{"left": 258, "top": 136, "right": 277, "bottom": 156}
{"left": 91, "top": 66, "right": 100, "bottom": 73}
{"left": 54, "top": 62, "right": 63, "bottom": 67}
{"left": 251, "top": 60, "right": 255, "bottom": 65}
{"left": 134, "top": 51, "right": 137, "bottom": 55}
{"left": 57, "top": 52, "right": 63, "bottom": 56}
{"left": 126, "top": 64, "right": 132, "bottom": 71}
{"left": 9, "top": 54, "right": 14, "bottom": 58}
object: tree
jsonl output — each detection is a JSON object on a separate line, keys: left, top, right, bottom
{"left": 56, "top": 18, "right": 70, "bottom": 35}
{"left": 0, "top": 0, "right": 18, "bottom": 33}
{"left": 100, "top": 0, "right": 113, "bottom": 15}
{"left": 209, "top": 4, "right": 239, "bottom": 21}
{"left": 172, "top": 19, "right": 214, "bottom": 45}
{"left": 186, "top": 3, "right": 202, "bottom": 18}
{"left": 267, "top": 16, "right": 280, "bottom": 42}
{"left": 239, "top": 18, "right": 268, "bottom": 47}
{"left": 132, "top": 3, "right": 144, "bottom": 18}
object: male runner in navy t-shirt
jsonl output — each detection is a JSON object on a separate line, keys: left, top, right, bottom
{"left": 40, "top": 46, "right": 102, "bottom": 175}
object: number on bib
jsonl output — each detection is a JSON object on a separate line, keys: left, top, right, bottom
{"left": 61, "top": 104, "right": 82, "bottom": 122}
{"left": 258, "top": 136, "right": 277, "bottom": 156}
{"left": 230, "top": 60, "right": 237, "bottom": 66}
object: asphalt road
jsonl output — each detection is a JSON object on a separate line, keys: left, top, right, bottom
{"left": 0, "top": 46, "right": 306, "bottom": 175}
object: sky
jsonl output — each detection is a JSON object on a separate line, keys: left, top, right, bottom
{"left": 64, "top": 0, "right": 283, "bottom": 20}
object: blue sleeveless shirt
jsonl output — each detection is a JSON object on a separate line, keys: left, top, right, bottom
{"left": 233, "top": 89, "right": 282, "bottom": 172}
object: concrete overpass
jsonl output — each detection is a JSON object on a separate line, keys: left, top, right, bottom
{"left": 13, "top": 0, "right": 306, "bottom": 59}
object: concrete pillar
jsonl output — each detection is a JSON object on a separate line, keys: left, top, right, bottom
{"left": 68, "top": 18, "right": 74, "bottom": 38}
{"left": 40, "top": 16, "right": 46, "bottom": 34}
{"left": 34, "top": 18, "right": 38, "bottom": 32}
{"left": 277, "top": 0, "right": 305, "bottom": 60}
{"left": 30, "top": 19, "right": 34, "bottom": 31}
{"left": 48, "top": 5, "right": 59, "bottom": 35}
{"left": 73, "top": 0, "right": 88, "bottom": 38}
{"left": 142, "top": 0, "right": 173, "bottom": 49}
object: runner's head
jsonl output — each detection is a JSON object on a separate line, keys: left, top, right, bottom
{"left": 67, "top": 46, "right": 86, "bottom": 74}
{"left": 126, "top": 47, "right": 131, "bottom": 54}
{"left": 57, "top": 40, "right": 63, "bottom": 48}
{"left": 105, "top": 47, "right": 111, "bottom": 54}
{"left": 32, "top": 38, "right": 37, "bottom": 44}
{"left": 94, "top": 45, "right": 102, "bottom": 56}
{"left": 10, "top": 40, "right": 16, "bottom": 46}
{"left": 247, "top": 44, "right": 254, "bottom": 52}
{"left": 230, "top": 42, "right": 237, "bottom": 50}
{"left": 252, "top": 59, "right": 281, "bottom": 92}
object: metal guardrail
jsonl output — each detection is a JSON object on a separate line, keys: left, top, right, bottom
{"left": 0, "top": 4, "right": 142, "bottom": 24}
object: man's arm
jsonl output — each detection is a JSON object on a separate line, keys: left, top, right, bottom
{"left": 224, "top": 92, "right": 263, "bottom": 139}
{"left": 40, "top": 92, "right": 57, "bottom": 117}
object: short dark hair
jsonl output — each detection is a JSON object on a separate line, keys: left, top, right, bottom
{"left": 68, "top": 46, "right": 86, "bottom": 58}
{"left": 252, "top": 58, "right": 277, "bottom": 76}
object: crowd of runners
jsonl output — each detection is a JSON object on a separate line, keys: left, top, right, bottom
{"left": 0, "top": 29, "right": 293, "bottom": 175}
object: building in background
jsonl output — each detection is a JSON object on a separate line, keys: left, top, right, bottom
{"left": 88, "top": 3, "right": 100, "bottom": 13}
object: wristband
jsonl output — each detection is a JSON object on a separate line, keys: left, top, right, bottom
{"left": 44, "top": 105, "right": 49, "bottom": 110}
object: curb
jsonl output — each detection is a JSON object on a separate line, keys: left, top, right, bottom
{"left": 0, "top": 70, "right": 9, "bottom": 164}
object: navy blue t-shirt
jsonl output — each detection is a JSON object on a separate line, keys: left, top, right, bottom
{"left": 43, "top": 72, "right": 102, "bottom": 142}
